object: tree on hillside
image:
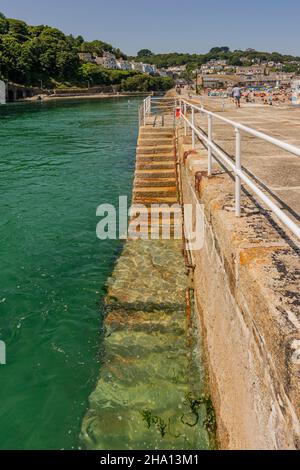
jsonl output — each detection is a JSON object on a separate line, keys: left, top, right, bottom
{"left": 7, "top": 18, "right": 29, "bottom": 41}
{"left": 0, "top": 18, "right": 8, "bottom": 34}
{"left": 209, "top": 46, "right": 230, "bottom": 54}
{"left": 80, "top": 40, "right": 126, "bottom": 59}
{"left": 0, "top": 12, "right": 5, "bottom": 19}
{"left": 121, "top": 74, "right": 173, "bottom": 92}
{"left": 137, "top": 49, "right": 153, "bottom": 57}
{"left": 228, "top": 55, "right": 242, "bottom": 66}
{"left": 79, "top": 63, "right": 109, "bottom": 85}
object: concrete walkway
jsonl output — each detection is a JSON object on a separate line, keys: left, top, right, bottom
{"left": 184, "top": 94, "right": 300, "bottom": 226}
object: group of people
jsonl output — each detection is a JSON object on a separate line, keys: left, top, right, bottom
{"left": 226, "top": 86, "right": 292, "bottom": 108}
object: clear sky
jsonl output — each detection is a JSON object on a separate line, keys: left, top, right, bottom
{"left": 0, "top": 0, "right": 299, "bottom": 56}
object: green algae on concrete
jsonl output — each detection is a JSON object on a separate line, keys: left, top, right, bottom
{"left": 80, "top": 239, "right": 212, "bottom": 450}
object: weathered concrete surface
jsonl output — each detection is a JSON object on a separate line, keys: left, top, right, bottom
{"left": 178, "top": 123, "right": 300, "bottom": 449}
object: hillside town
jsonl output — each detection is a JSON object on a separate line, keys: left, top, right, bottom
{"left": 78, "top": 51, "right": 159, "bottom": 75}
{"left": 78, "top": 49, "right": 300, "bottom": 105}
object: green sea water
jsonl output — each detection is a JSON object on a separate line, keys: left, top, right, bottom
{"left": 0, "top": 97, "right": 140, "bottom": 450}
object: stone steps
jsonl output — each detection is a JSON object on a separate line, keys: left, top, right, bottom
{"left": 129, "top": 208, "right": 182, "bottom": 226}
{"left": 132, "top": 206, "right": 182, "bottom": 215}
{"left": 139, "top": 132, "right": 174, "bottom": 139}
{"left": 136, "top": 154, "right": 175, "bottom": 162}
{"left": 140, "top": 126, "right": 174, "bottom": 133}
{"left": 138, "top": 138, "right": 174, "bottom": 146}
{"left": 128, "top": 226, "right": 183, "bottom": 238}
{"left": 80, "top": 126, "right": 210, "bottom": 451}
{"left": 133, "top": 187, "right": 177, "bottom": 198}
{"left": 136, "top": 162, "right": 175, "bottom": 171}
{"left": 137, "top": 146, "right": 174, "bottom": 155}
{"left": 134, "top": 127, "right": 178, "bottom": 209}
{"left": 133, "top": 196, "right": 178, "bottom": 205}
{"left": 135, "top": 169, "right": 176, "bottom": 179}
{"left": 134, "top": 178, "right": 176, "bottom": 188}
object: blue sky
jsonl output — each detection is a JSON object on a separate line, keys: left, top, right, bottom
{"left": 0, "top": 0, "right": 299, "bottom": 56}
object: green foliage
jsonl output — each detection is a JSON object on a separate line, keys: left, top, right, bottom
{"left": 131, "top": 46, "right": 300, "bottom": 70}
{"left": 0, "top": 18, "right": 8, "bottom": 35}
{"left": 0, "top": 12, "right": 6, "bottom": 19}
{"left": 209, "top": 46, "right": 230, "bottom": 54}
{"left": 78, "top": 63, "right": 137, "bottom": 86}
{"left": 137, "top": 49, "right": 153, "bottom": 57}
{"left": 80, "top": 40, "right": 126, "bottom": 59}
{"left": 121, "top": 75, "right": 174, "bottom": 92}
{"left": 130, "top": 52, "right": 206, "bottom": 68}
{"left": 228, "top": 55, "right": 243, "bottom": 66}
{"left": 283, "top": 64, "right": 300, "bottom": 73}
{"left": 7, "top": 18, "right": 28, "bottom": 42}
{"left": 0, "top": 15, "right": 127, "bottom": 87}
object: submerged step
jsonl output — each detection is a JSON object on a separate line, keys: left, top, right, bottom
{"left": 133, "top": 196, "right": 179, "bottom": 205}
{"left": 128, "top": 209, "right": 182, "bottom": 225}
{"left": 131, "top": 206, "right": 182, "bottom": 214}
{"left": 80, "top": 238, "right": 211, "bottom": 451}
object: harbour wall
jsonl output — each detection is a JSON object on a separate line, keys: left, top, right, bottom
{"left": 178, "top": 129, "right": 300, "bottom": 449}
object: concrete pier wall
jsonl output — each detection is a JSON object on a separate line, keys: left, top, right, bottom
{"left": 178, "top": 131, "right": 300, "bottom": 449}
{"left": 6, "top": 83, "right": 44, "bottom": 102}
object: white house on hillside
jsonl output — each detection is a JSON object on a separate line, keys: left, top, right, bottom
{"left": 116, "top": 60, "right": 132, "bottom": 71}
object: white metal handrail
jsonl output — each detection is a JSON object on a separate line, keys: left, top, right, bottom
{"left": 138, "top": 96, "right": 152, "bottom": 126}
{"left": 178, "top": 98, "right": 300, "bottom": 240}
{"left": 138, "top": 95, "right": 176, "bottom": 127}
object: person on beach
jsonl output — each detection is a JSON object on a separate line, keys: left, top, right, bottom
{"left": 232, "top": 86, "right": 241, "bottom": 108}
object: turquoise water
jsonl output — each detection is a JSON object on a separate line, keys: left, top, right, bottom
{"left": 0, "top": 98, "right": 140, "bottom": 450}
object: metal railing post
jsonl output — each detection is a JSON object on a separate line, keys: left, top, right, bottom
{"left": 192, "top": 107, "right": 195, "bottom": 149}
{"left": 235, "top": 128, "right": 242, "bottom": 217}
{"left": 143, "top": 99, "right": 146, "bottom": 126}
{"left": 184, "top": 102, "right": 187, "bottom": 136}
{"left": 208, "top": 114, "right": 212, "bottom": 176}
